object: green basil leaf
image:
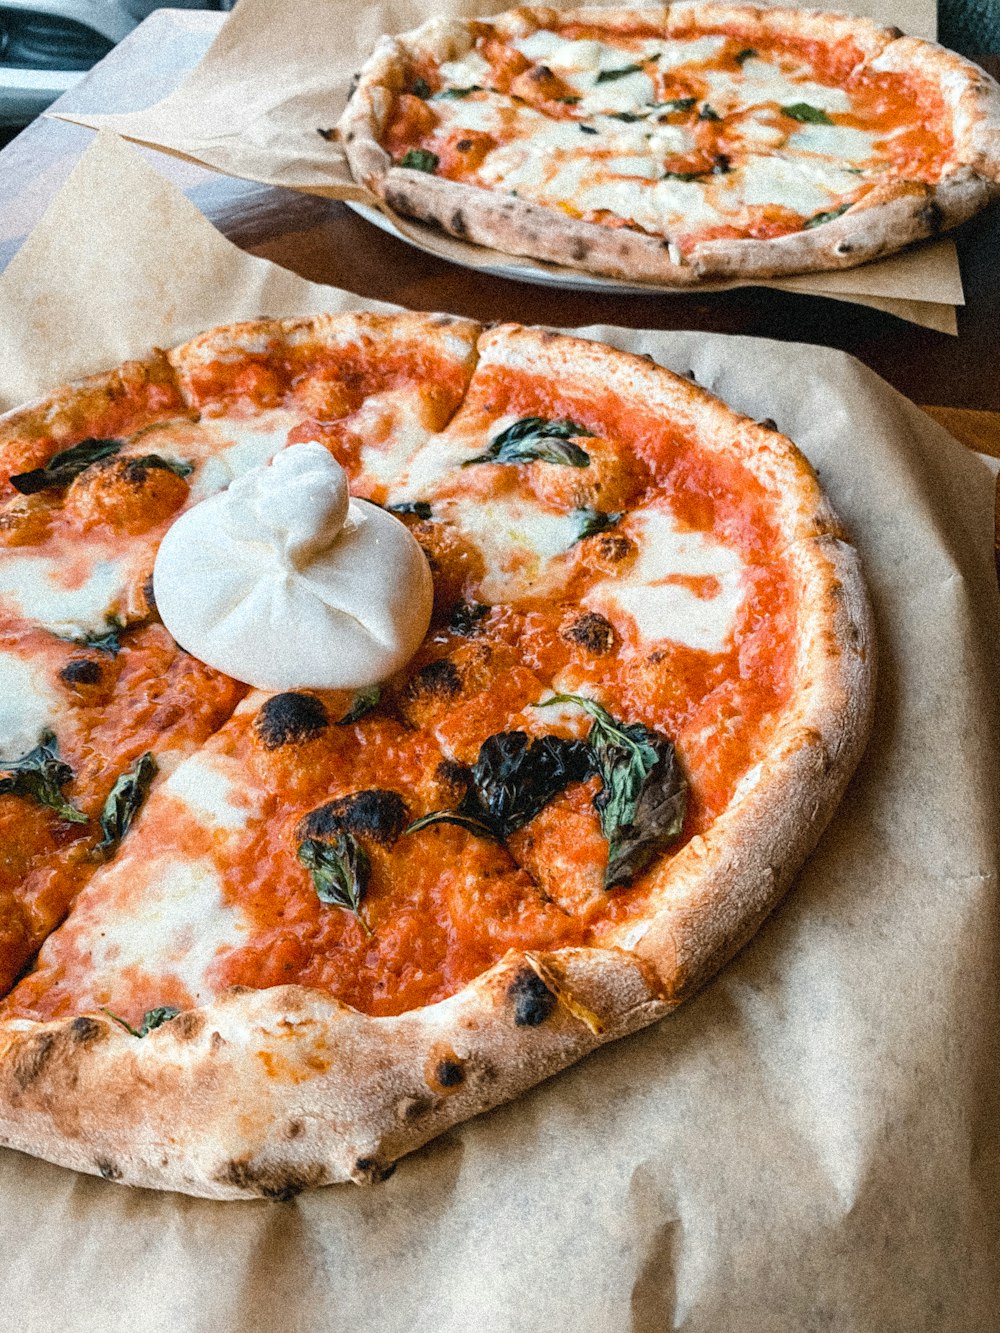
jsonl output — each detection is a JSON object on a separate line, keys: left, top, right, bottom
{"left": 95, "top": 751, "right": 157, "bottom": 861}
{"left": 698, "top": 103, "right": 721, "bottom": 121}
{"left": 539, "top": 694, "right": 687, "bottom": 888}
{"left": 387, "top": 500, "right": 432, "bottom": 519}
{"left": 653, "top": 97, "right": 697, "bottom": 114}
{"left": 411, "top": 77, "right": 432, "bottom": 98}
{"left": 575, "top": 509, "right": 623, "bottom": 542}
{"left": 61, "top": 617, "right": 125, "bottom": 656}
{"left": 781, "top": 102, "right": 833, "bottom": 124}
{"left": 407, "top": 731, "right": 593, "bottom": 842}
{"left": 463, "top": 416, "right": 593, "bottom": 468}
{"left": 662, "top": 170, "right": 707, "bottom": 182}
{"left": 298, "top": 833, "right": 373, "bottom": 935}
{"left": 398, "top": 148, "right": 439, "bottom": 172}
{"left": 735, "top": 47, "right": 757, "bottom": 64}
{"left": 579, "top": 124, "right": 599, "bottom": 134}
{"left": 434, "top": 85, "right": 482, "bottom": 99}
{"left": 125, "top": 454, "right": 194, "bottom": 479}
{"left": 10, "top": 437, "right": 123, "bottom": 495}
{"left": 102, "top": 1006, "right": 179, "bottom": 1037}
{"left": 803, "top": 203, "right": 852, "bottom": 228}
{"left": 0, "top": 731, "right": 88, "bottom": 824}
{"left": 595, "top": 63, "right": 644, "bottom": 83}
{"left": 339, "top": 685, "right": 381, "bottom": 725}
{"left": 606, "top": 110, "right": 644, "bottom": 122}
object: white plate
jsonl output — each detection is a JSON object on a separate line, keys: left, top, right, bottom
{"left": 346, "top": 200, "right": 677, "bottom": 297}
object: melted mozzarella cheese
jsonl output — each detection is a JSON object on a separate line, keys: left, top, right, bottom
{"left": 439, "top": 93, "right": 506, "bottom": 134}
{"left": 438, "top": 50, "right": 492, "bottom": 86}
{"left": 0, "top": 650, "right": 56, "bottom": 762}
{"left": 354, "top": 391, "right": 438, "bottom": 488}
{"left": 0, "top": 549, "right": 137, "bottom": 638}
{"left": 789, "top": 122, "right": 878, "bottom": 163}
{"left": 654, "top": 35, "right": 728, "bottom": 69}
{"left": 586, "top": 508, "right": 746, "bottom": 653}
{"left": 81, "top": 855, "right": 252, "bottom": 999}
{"left": 739, "top": 153, "right": 860, "bottom": 215}
{"left": 573, "top": 71, "right": 656, "bottom": 115}
{"left": 441, "top": 494, "right": 580, "bottom": 601}
{"left": 161, "top": 750, "right": 261, "bottom": 833}
{"left": 736, "top": 58, "right": 852, "bottom": 115}
{"left": 188, "top": 409, "right": 298, "bottom": 502}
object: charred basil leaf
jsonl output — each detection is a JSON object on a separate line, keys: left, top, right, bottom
{"left": 654, "top": 97, "right": 697, "bottom": 114}
{"left": 607, "top": 110, "right": 643, "bottom": 122}
{"left": 339, "top": 685, "right": 380, "bottom": 725}
{"left": 781, "top": 102, "right": 832, "bottom": 124}
{"left": 10, "top": 437, "right": 123, "bottom": 495}
{"left": 411, "top": 76, "right": 432, "bottom": 98}
{"left": 698, "top": 103, "right": 721, "bottom": 121}
{"left": 434, "top": 85, "right": 482, "bottom": 99}
{"left": 61, "top": 616, "right": 124, "bottom": 656}
{"left": 539, "top": 694, "right": 687, "bottom": 889}
{"left": 662, "top": 170, "right": 708, "bottom": 182}
{"left": 735, "top": 47, "right": 757, "bottom": 64}
{"left": 556, "top": 95, "right": 581, "bottom": 104}
{"left": 95, "top": 751, "right": 157, "bottom": 860}
{"left": 407, "top": 731, "right": 593, "bottom": 841}
{"left": 464, "top": 416, "right": 593, "bottom": 468}
{"left": 298, "top": 833, "right": 373, "bottom": 935}
{"left": 804, "top": 203, "right": 852, "bottom": 229}
{"left": 574, "top": 508, "right": 623, "bottom": 542}
{"left": 399, "top": 148, "right": 439, "bottom": 172}
{"left": 125, "top": 454, "right": 194, "bottom": 479}
{"left": 102, "top": 1006, "right": 180, "bottom": 1037}
{"left": 579, "top": 124, "right": 599, "bottom": 134}
{"left": 387, "top": 500, "right": 432, "bottom": 519}
{"left": 0, "top": 731, "right": 88, "bottom": 824}
{"left": 595, "top": 63, "right": 645, "bottom": 83}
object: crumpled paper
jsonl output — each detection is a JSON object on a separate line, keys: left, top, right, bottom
{"left": 50, "top": 0, "right": 968, "bottom": 333}
{"left": 0, "top": 134, "right": 997, "bottom": 1332}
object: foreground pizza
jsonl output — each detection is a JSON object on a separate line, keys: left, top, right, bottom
{"left": 338, "top": 3, "right": 1000, "bottom": 282}
{"left": 0, "top": 315, "right": 873, "bottom": 1197}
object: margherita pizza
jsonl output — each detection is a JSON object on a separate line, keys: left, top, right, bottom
{"left": 337, "top": 4, "right": 1000, "bottom": 282}
{"left": 0, "top": 313, "right": 873, "bottom": 1197}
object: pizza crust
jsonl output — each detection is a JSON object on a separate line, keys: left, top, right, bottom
{"left": 338, "top": 4, "right": 1000, "bottom": 283}
{"left": 0, "top": 317, "right": 875, "bottom": 1196}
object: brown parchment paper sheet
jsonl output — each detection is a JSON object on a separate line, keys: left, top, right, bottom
{"left": 51, "top": 0, "right": 967, "bottom": 334}
{"left": 0, "top": 132, "right": 998, "bottom": 1332}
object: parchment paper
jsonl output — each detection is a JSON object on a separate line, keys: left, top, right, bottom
{"left": 0, "top": 133, "right": 997, "bottom": 1332}
{"left": 51, "top": 0, "right": 968, "bottom": 334}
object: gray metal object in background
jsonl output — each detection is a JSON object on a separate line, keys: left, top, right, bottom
{"left": 0, "top": 0, "right": 234, "bottom": 127}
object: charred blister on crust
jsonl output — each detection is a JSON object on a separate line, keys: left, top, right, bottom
{"left": 60, "top": 658, "right": 103, "bottom": 686}
{"left": 170, "top": 1011, "right": 205, "bottom": 1042}
{"left": 95, "top": 1156, "right": 122, "bottom": 1181}
{"left": 297, "top": 789, "right": 408, "bottom": 847}
{"left": 450, "top": 209, "right": 468, "bottom": 237}
{"left": 425, "top": 1045, "right": 467, "bottom": 1093}
{"left": 507, "top": 968, "right": 557, "bottom": 1027}
{"left": 11, "top": 1032, "right": 57, "bottom": 1090}
{"left": 397, "top": 1093, "right": 435, "bottom": 1122}
{"left": 69, "top": 1016, "right": 105, "bottom": 1045}
{"left": 353, "top": 1156, "right": 397, "bottom": 1184}
{"left": 562, "top": 612, "right": 615, "bottom": 655}
{"left": 255, "top": 692, "right": 330, "bottom": 749}
{"left": 919, "top": 200, "right": 944, "bottom": 235}
{"left": 404, "top": 658, "right": 462, "bottom": 704}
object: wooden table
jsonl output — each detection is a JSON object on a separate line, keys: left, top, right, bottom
{"left": 0, "top": 9, "right": 997, "bottom": 477}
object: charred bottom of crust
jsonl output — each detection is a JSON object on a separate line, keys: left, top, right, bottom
{"left": 219, "top": 1157, "right": 331, "bottom": 1200}
{"left": 353, "top": 1156, "right": 397, "bottom": 1184}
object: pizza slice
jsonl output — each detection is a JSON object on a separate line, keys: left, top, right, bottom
{"left": 0, "top": 318, "right": 873, "bottom": 1197}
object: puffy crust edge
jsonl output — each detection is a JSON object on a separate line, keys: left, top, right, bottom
{"left": 337, "top": 5, "right": 1000, "bottom": 283}
{"left": 0, "top": 319, "right": 875, "bottom": 1197}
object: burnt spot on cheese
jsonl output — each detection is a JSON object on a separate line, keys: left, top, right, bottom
{"left": 95, "top": 1156, "right": 122, "bottom": 1181}
{"left": 563, "top": 612, "right": 615, "bottom": 655}
{"left": 595, "top": 533, "right": 632, "bottom": 563}
{"left": 256, "top": 692, "right": 329, "bottom": 749}
{"left": 298, "top": 789, "right": 408, "bottom": 847}
{"left": 507, "top": 967, "right": 557, "bottom": 1026}
{"left": 404, "top": 658, "right": 461, "bottom": 703}
{"left": 60, "top": 658, "right": 102, "bottom": 686}
{"left": 69, "top": 1015, "right": 105, "bottom": 1044}
{"left": 448, "top": 600, "right": 489, "bottom": 636}
{"left": 220, "top": 1157, "right": 329, "bottom": 1201}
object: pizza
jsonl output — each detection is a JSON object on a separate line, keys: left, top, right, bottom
{"left": 0, "top": 313, "right": 874, "bottom": 1198}
{"left": 337, "top": 3, "right": 1000, "bottom": 283}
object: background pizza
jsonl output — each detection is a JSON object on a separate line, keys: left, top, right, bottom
{"left": 0, "top": 313, "right": 873, "bottom": 1196}
{"left": 339, "top": 3, "right": 1000, "bottom": 281}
